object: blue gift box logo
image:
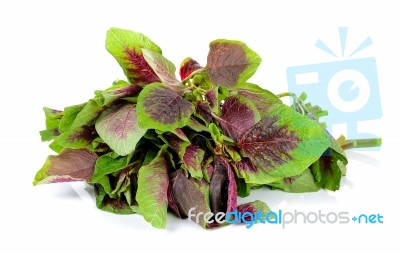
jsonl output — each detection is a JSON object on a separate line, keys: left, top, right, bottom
{"left": 287, "top": 27, "right": 382, "bottom": 144}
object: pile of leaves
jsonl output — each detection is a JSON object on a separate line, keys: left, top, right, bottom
{"left": 33, "top": 28, "right": 381, "bottom": 229}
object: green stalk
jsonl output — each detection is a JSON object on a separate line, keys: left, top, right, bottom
{"left": 341, "top": 138, "right": 382, "bottom": 150}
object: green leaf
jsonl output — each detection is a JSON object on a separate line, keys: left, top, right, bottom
{"left": 95, "top": 185, "right": 136, "bottom": 215}
{"left": 268, "top": 169, "right": 320, "bottom": 193}
{"left": 206, "top": 39, "right": 261, "bottom": 88}
{"left": 95, "top": 103, "right": 146, "bottom": 156}
{"left": 33, "top": 149, "right": 98, "bottom": 185}
{"left": 187, "top": 118, "right": 209, "bottom": 132}
{"left": 237, "top": 104, "right": 330, "bottom": 184}
{"left": 224, "top": 146, "right": 242, "bottom": 162}
{"left": 182, "top": 145, "right": 205, "bottom": 179}
{"left": 142, "top": 48, "right": 182, "bottom": 89}
{"left": 166, "top": 132, "right": 190, "bottom": 159}
{"left": 208, "top": 123, "right": 223, "bottom": 154}
{"left": 234, "top": 83, "right": 282, "bottom": 117}
{"left": 310, "top": 148, "right": 348, "bottom": 191}
{"left": 59, "top": 103, "right": 86, "bottom": 133}
{"left": 209, "top": 122, "right": 222, "bottom": 143}
{"left": 40, "top": 130, "right": 59, "bottom": 142}
{"left": 55, "top": 126, "right": 97, "bottom": 149}
{"left": 142, "top": 148, "right": 159, "bottom": 166}
{"left": 170, "top": 128, "right": 189, "bottom": 142}
{"left": 218, "top": 86, "right": 230, "bottom": 101}
{"left": 105, "top": 27, "right": 161, "bottom": 85}
{"left": 70, "top": 99, "right": 102, "bottom": 130}
{"left": 48, "top": 139, "right": 64, "bottom": 153}
{"left": 100, "top": 80, "right": 142, "bottom": 105}
{"left": 136, "top": 147, "right": 170, "bottom": 228}
{"left": 39, "top": 107, "right": 63, "bottom": 141}
{"left": 90, "top": 136, "right": 110, "bottom": 153}
{"left": 237, "top": 200, "right": 271, "bottom": 215}
{"left": 137, "top": 83, "right": 194, "bottom": 132}
{"left": 111, "top": 168, "right": 132, "bottom": 195}
{"left": 96, "top": 176, "right": 113, "bottom": 195}
{"left": 91, "top": 152, "right": 133, "bottom": 183}
{"left": 236, "top": 177, "right": 251, "bottom": 197}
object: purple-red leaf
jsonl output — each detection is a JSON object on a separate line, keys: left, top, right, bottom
{"left": 142, "top": 49, "right": 183, "bottom": 89}
{"left": 237, "top": 105, "right": 330, "bottom": 184}
{"left": 124, "top": 49, "right": 160, "bottom": 84}
{"left": 205, "top": 87, "right": 218, "bottom": 111}
{"left": 166, "top": 132, "right": 205, "bottom": 179}
{"left": 102, "top": 81, "right": 142, "bottom": 105}
{"left": 33, "top": 148, "right": 98, "bottom": 185}
{"left": 233, "top": 158, "right": 258, "bottom": 179}
{"left": 56, "top": 125, "right": 97, "bottom": 149}
{"left": 238, "top": 116, "right": 299, "bottom": 169}
{"left": 210, "top": 156, "right": 237, "bottom": 214}
{"left": 216, "top": 95, "right": 260, "bottom": 141}
{"left": 237, "top": 200, "right": 271, "bottom": 222}
{"left": 196, "top": 101, "right": 213, "bottom": 124}
{"left": 206, "top": 40, "right": 261, "bottom": 87}
{"left": 172, "top": 128, "right": 189, "bottom": 141}
{"left": 105, "top": 28, "right": 161, "bottom": 85}
{"left": 179, "top": 57, "right": 202, "bottom": 80}
{"left": 201, "top": 156, "right": 214, "bottom": 182}
{"left": 170, "top": 170, "right": 211, "bottom": 228}
{"left": 167, "top": 176, "right": 181, "bottom": 217}
{"left": 137, "top": 83, "right": 194, "bottom": 132}
{"left": 226, "top": 159, "right": 238, "bottom": 214}
{"left": 95, "top": 103, "right": 146, "bottom": 156}
{"left": 166, "top": 133, "right": 190, "bottom": 158}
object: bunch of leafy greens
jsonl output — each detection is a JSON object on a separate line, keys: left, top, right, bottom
{"left": 33, "top": 28, "right": 381, "bottom": 229}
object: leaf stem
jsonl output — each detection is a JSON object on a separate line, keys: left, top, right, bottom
{"left": 222, "top": 135, "right": 235, "bottom": 145}
{"left": 276, "top": 92, "right": 297, "bottom": 98}
{"left": 341, "top": 138, "right": 382, "bottom": 150}
{"left": 277, "top": 92, "right": 307, "bottom": 115}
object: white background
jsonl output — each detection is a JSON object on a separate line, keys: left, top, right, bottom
{"left": 1, "top": 0, "right": 399, "bottom": 252}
